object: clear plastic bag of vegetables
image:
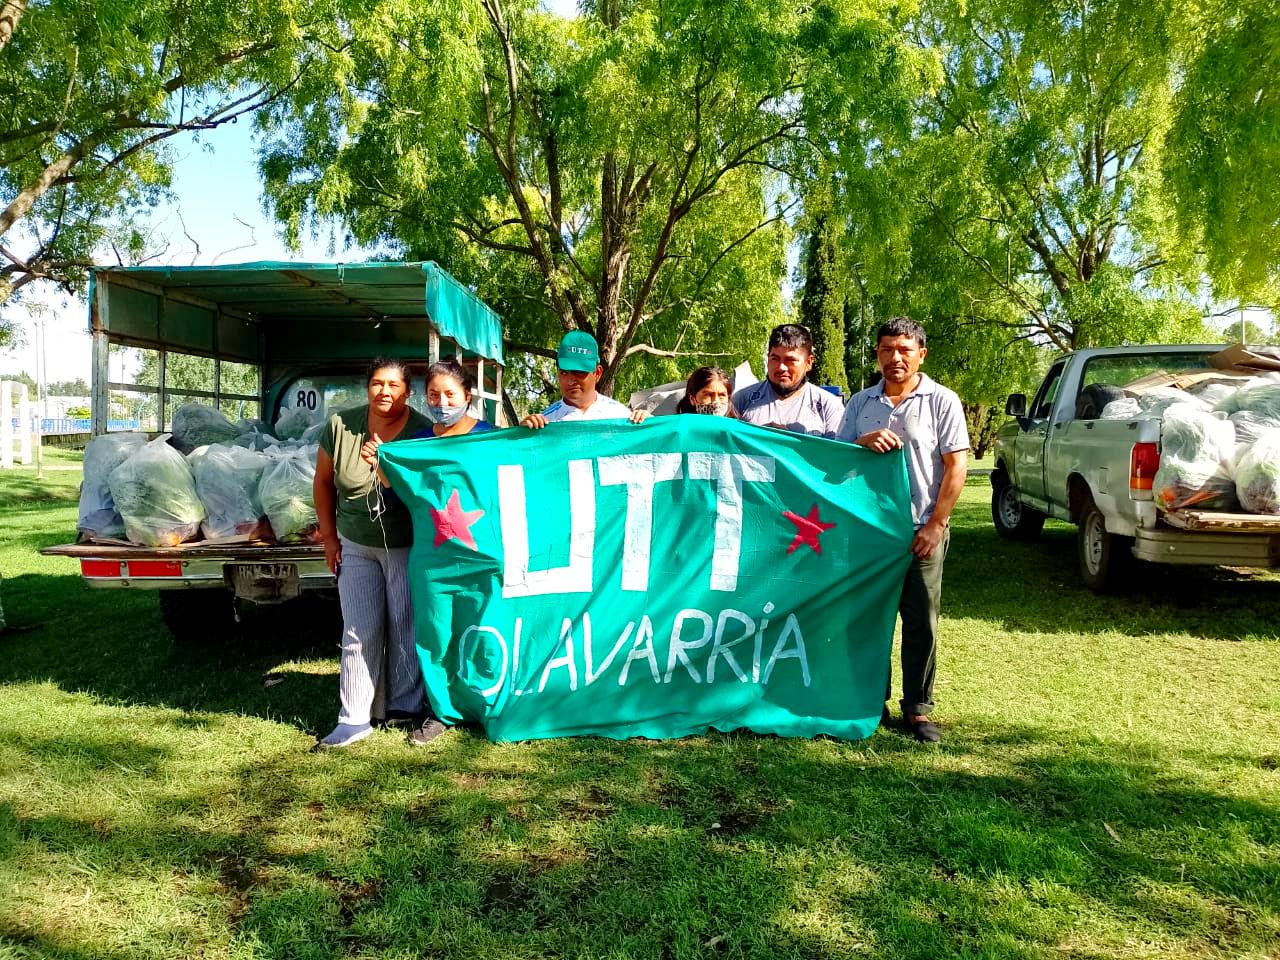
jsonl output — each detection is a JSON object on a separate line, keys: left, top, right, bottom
{"left": 106, "top": 435, "right": 205, "bottom": 545}
{"left": 1153, "top": 458, "right": 1239, "bottom": 512}
{"left": 1153, "top": 405, "right": 1239, "bottom": 512}
{"left": 259, "top": 445, "right": 322, "bottom": 543}
{"left": 1159, "top": 404, "right": 1236, "bottom": 464}
{"left": 77, "top": 433, "right": 149, "bottom": 540}
{"left": 169, "top": 403, "right": 240, "bottom": 454}
{"left": 274, "top": 406, "right": 322, "bottom": 441}
{"left": 1137, "top": 388, "right": 1207, "bottom": 419}
{"left": 1213, "top": 380, "right": 1280, "bottom": 415}
{"left": 189, "top": 443, "right": 271, "bottom": 540}
{"left": 1233, "top": 430, "right": 1280, "bottom": 515}
{"left": 1229, "top": 410, "right": 1280, "bottom": 446}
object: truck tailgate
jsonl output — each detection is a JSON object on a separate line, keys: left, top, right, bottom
{"left": 1160, "top": 510, "right": 1280, "bottom": 534}
{"left": 41, "top": 542, "right": 324, "bottom": 560}
{"left": 41, "top": 541, "right": 332, "bottom": 596}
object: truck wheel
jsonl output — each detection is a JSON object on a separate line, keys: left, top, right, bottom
{"left": 991, "top": 474, "right": 1046, "bottom": 541}
{"left": 1077, "top": 495, "right": 1134, "bottom": 593}
{"left": 1075, "top": 383, "right": 1129, "bottom": 420}
{"left": 158, "top": 589, "right": 239, "bottom": 645}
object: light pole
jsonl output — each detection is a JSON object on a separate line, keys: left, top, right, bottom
{"left": 34, "top": 309, "right": 44, "bottom": 480}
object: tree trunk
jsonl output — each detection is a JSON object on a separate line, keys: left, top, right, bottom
{"left": 0, "top": 0, "right": 26, "bottom": 52}
{"left": 0, "top": 138, "right": 93, "bottom": 239}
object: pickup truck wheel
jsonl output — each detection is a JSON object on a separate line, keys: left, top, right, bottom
{"left": 1077, "top": 496, "right": 1134, "bottom": 593}
{"left": 992, "top": 476, "right": 1046, "bottom": 540}
{"left": 158, "top": 589, "right": 239, "bottom": 644}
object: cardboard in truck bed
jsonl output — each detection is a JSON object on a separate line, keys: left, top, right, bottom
{"left": 1208, "top": 343, "right": 1280, "bottom": 372}
{"left": 1122, "top": 368, "right": 1260, "bottom": 394}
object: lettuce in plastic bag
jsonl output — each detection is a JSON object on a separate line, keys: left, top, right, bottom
{"left": 1137, "top": 388, "right": 1207, "bottom": 419}
{"left": 1229, "top": 410, "right": 1280, "bottom": 446}
{"left": 1234, "top": 430, "right": 1280, "bottom": 514}
{"left": 1222, "top": 383, "right": 1280, "bottom": 420}
{"left": 274, "top": 407, "right": 322, "bottom": 441}
{"left": 170, "top": 403, "right": 240, "bottom": 454}
{"left": 1154, "top": 459, "right": 1239, "bottom": 512}
{"left": 1159, "top": 404, "right": 1236, "bottom": 464}
{"left": 259, "top": 445, "right": 321, "bottom": 543}
{"left": 77, "top": 433, "right": 149, "bottom": 540}
{"left": 106, "top": 436, "right": 205, "bottom": 545}
{"left": 189, "top": 443, "right": 270, "bottom": 540}
{"left": 1154, "top": 405, "right": 1238, "bottom": 511}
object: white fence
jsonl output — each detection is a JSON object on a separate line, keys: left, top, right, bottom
{"left": 1, "top": 381, "right": 32, "bottom": 468}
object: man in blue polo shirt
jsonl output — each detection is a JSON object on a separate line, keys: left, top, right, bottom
{"left": 838, "top": 316, "right": 969, "bottom": 743}
{"left": 520, "top": 331, "right": 647, "bottom": 427}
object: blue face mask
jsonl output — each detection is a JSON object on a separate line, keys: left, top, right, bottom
{"left": 427, "top": 402, "right": 468, "bottom": 426}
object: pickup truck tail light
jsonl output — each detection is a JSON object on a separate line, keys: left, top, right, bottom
{"left": 1130, "top": 442, "right": 1159, "bottom": 497}
{"left": 125, "top": 560, "right": 184, "bottom": 577}
{"left": 79, "top": 560, "right": 184, "bottom": 578}
{"left": 81, "top": 560, "right": 122, "bottom": 578}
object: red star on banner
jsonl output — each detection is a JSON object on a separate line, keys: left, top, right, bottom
{"left": 783, "top": 504, "right": 836, "bottom": 555}
{"left": 431, "top": 489, "right": 485, "bottom": 550}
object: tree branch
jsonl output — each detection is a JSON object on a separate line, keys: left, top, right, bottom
{"left": 623, "top": 343, "right": 734, "bottom": 359}
{"left": 503, "top": 339, "right": 558, "bottom": 360}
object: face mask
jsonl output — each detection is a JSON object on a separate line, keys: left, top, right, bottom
{"left": 695, "top": 401, "right": 730, "bottom": 416}
{"left": 427, "top": 403, "right": 468, "bottom": 426}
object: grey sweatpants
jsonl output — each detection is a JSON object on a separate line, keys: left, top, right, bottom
{"left": 336, "top": 537, "right": 426, "bottom": 725}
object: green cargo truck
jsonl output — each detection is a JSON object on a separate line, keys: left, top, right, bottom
{"left": 41, "top": 261, "right": 506, "bottom": 641}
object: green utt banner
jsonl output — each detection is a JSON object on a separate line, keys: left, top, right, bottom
{"left": 380, "top": 416, "right": 914, "bottom": 742}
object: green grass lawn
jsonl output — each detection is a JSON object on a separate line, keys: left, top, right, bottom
{"left": 1, "top": 455, "right": 1277, "bottom": 959}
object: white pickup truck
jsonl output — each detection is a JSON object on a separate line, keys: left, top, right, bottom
{"left": 991, "top": 344, "right": 1280, "bottom": 591}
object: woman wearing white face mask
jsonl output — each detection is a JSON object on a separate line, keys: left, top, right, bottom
{"left": 675, "top": 366, "right": 739, "bottom": 418}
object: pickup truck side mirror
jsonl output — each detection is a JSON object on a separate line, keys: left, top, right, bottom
{"left": 1005, "top": 393, "right": 1027, "bottom": 418}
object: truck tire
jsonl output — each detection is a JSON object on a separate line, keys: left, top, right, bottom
{"left": 992, "top": 473, "right": 1046, "bottom": 541}
{"left": 1075, "top": 383, "right": 1128, "bottom": 420}
{"left": 1077, "top": 494, "right": 1134, "bottom": 593}
{"left": 158, "top": 588, "right": 239, "bottom": 645}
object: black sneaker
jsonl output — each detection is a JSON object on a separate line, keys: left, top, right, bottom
{"left": 908, "top": 717, "right": 941, "bottom": 743}
{"left": 880, "top": 706, "right": 894, "bottom": 729}
{"left": 409, "top": 717, "right": 447, "bottom": 746}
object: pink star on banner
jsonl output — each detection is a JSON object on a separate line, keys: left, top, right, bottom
{"left": 431, "top": 489, "right": 485, "bottom": 550}
{"left": 783, "top": 504, "right": 836, "bottom": 555}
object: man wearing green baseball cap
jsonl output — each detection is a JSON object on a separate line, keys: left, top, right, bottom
{"left": 520, "top": 331, "right": 649, "bottom": 428}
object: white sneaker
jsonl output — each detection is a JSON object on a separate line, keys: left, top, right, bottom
{"left": 317, "top": 722, "right": 373, "bottom": 748}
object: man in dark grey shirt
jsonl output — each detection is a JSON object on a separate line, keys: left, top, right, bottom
{"left": 733, "top": 323, "right": 844, "bottom": 437}
{"left": 838, "top": 316, "right": 969, "bottom": 742}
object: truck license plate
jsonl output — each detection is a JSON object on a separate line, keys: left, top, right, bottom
{"left": 225, "top": 562, "right": 301, "bottom": 602}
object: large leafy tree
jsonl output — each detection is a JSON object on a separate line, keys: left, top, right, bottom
{"left": 1165, "top": 0, "right": 1280, "bottom": 297}
{"left": 259, "top": 0, "right": 928, "bottom": 393}
{"left": 0, "top": 0, "right": 327, "bottom": 313}
{"left": 841, "top": 0, "right": 1209, "bottom": 355}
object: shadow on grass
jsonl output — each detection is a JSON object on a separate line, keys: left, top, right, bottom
{"left": 1, "top": 722, "right": 1276, "bottom": 959}
{"left": 947, "top": 496, "right": 1280, "bottom": 642}
{"left": 0, "top": 572, "right": 341, "bottom": 734}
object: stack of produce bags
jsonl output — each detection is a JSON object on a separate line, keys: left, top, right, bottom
{"left": 77, "top": 400, "right": 330, "bottom": 546}
{"left": 1100, "top": 373, "right": 1280, "bottom": 515}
